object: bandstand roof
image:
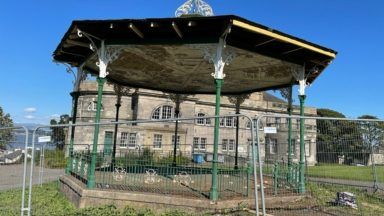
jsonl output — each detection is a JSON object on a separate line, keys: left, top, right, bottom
{"left": 53, "top": 15, "right": 337, "bottom": 94}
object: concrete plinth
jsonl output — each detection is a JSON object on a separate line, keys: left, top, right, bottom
{"left": 59, "top": 175, "right": 304, "bottom": 213}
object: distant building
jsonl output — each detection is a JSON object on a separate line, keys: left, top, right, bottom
{"left": 0, "top": 149, "right": 23, "bottom": 164}
{"left": 70, "top": 81, "right": 318, "bottom": 165}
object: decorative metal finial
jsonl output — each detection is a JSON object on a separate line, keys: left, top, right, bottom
{"left": 175, "top": 0, "right": 214, "bottom": 17}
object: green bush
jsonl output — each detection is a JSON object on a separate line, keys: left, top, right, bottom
{"left": 35, "top": 149, "right": 67, "bottom": 169}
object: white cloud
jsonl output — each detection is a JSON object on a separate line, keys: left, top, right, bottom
{"left": 50, "top": 114, "right": 60, "bottom": 119}
{"left": 24, "top": 115, "right": 36, "bottom": 120}
{"left": 24, "top": 107, "right": 37, "bottom": 113}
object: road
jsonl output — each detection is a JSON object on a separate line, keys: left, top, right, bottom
{"left": 0, "top": 164, "right": 63, "bottom": 191}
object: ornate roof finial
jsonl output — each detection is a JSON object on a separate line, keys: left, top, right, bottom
{"left": 175, "top": 0, "right": 214, "bottom": 17}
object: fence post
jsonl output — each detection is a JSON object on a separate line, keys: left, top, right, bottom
{"left": 298, "top": 95, "right": 306, "bottom": 194}
{"left": 87, "top": 77, "right": 106, "bottom": 188}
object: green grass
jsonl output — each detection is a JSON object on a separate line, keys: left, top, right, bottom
{"left": 0, "top": 183, "right": 251, "bottom": 216}
{"left": 307, "top": 164, "right": 384, "bottom": 182}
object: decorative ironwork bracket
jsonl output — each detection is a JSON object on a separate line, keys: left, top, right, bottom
{"left": 54, "top": 62, "right": 87, "bottom": 91}
{"left": 77, "top": 29, "right": 124, "bottom": 78}
{"left": 200, "top": 38, "right": 236, "bottom": 80}
{"left": 292, "top": 66, "right": 308, "bottom": 96}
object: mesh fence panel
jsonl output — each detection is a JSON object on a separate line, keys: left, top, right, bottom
{"left": 256, "top": 115, "right": 384, "bottom": 216}
{"left": 0, "top": 127, "right": 29, "bottom": 215}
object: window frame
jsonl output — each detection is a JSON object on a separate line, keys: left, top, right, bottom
{"left": 153, "top": 134, "right": 163, "bottom": 149}
{"left": 128, "top": 133, "right": 137, "bottom": 149}
{"left": 151, "top": 105, "right": 177, "bottom": 120}
{"left": 172, "top": 135, "right": 181, "bottom": 150}
{"left": 120, "top": 132, "right": 129, "bottom": 148}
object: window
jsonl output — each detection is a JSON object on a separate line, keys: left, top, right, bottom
{"left": 267, "top": 138, "right": 277, "bottom": 154}
{"left": 228, "top": 139, "right": 235, "bottom": 151}
{"left": 120, "top": 132, "right": 128, "bottom": 148}
{"left": 197, "top": 113, "right": 205, "bottom": 125}
{"left": 193, "top": 137, "right": 199, "bottom": 150}
{"left": 246, "top": 119, "right": 260, "bottom": 129}
{"left": 200, "top": 138, "right": 206, "bottom": 150}
{"left": 220, "top": 117, "right": 236, "bottom": 128}
{"left": 172, "top": 135, "right": 180, "bottom": 149}
{"left": 226, "top": 117, "right": 233, "bottom": 127}
{"left": 196, "top": 113, "right": 211, "bottom": 125}
{"left": 222, "top": 139, "right": 228, "bottom": 151}
{"left": 162, "top": 106, "right": 172, "bottom": 119}
{"left": 87, "top": 101, "right": 104, "bottom": 111}
{"left": 153, "top": 134, "right": 162, "bottom": 149}
{"left": 193, "top": 137, "right": 207, "bottom": 151}
{"left": 305, "top": 140, "right": 311, "bottom": 157}
{"left": 222, "top": 139, "right": 235, "bottom": 151}
{"left": 220, "top": 118, "right": 225, "bottom": 127}
{"left": 128, "top": 133, "right": 136, "bottom": 149}
{"left": 151, "top": 105, "right": 176, "bottom": 119}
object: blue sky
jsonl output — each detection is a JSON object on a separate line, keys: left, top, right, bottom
{"left": 0, "top": 0, "right": 383, "bottom": 124}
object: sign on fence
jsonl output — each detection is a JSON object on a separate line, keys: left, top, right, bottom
{"left": 264, "top": 127, "right": 277, "bottom": 134}
{"left": 38, "top": 136, "right": 51, "bottom": 143}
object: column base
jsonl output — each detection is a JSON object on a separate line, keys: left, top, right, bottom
{"left": 209, "top": 189, "right": 218, "bottom": 202}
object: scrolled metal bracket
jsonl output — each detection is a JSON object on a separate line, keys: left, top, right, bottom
{"left": 292, "top": 66, "right": 308, "bottom": 96}
{"left": 200, "top": 38, "right": 236, "bottom": 80}
{"left": 77, "top": 28, "right": 124, "bottom": 78}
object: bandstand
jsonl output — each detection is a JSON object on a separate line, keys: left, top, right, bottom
{"left": 53, "top": 0, "right": 336, "bottom": 214}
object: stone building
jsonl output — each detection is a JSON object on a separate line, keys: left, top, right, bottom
{"left": 71, "top": 80, "right": 318, "bottom": 165}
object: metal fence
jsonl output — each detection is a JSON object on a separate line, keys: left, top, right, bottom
{"left": 3, "top": 114, "right": 384, "bottom": 216}
{"left": 64, "top": 115, "right": 256, "bottom": 199}
{"left": 255, "top": 115, "right": 384, "bottom": 216}
{"left": 25, "top": 114, "right": 263, "bottom": 215}
{"left": 0, "top": 126, "right": 32, "bottom": 216}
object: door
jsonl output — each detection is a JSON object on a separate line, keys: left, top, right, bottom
{"left": 104, "top": 131, "right": 113, "bottom": 155}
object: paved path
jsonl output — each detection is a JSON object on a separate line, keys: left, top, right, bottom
{"left": 0, "top": 164, "right": 63, "bottom": 191}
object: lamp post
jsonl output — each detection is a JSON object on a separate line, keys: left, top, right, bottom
{"left": 112, "top": 84, "right": 130, "bottom": 169}
{"left": 167, "top": 94, "right": 189, "bottom": 167}
{"left": 227, "top": 94, "right": 250, "bottom": 169}
{"left": 279, "top": 86, "right": 293, "bottom": 182}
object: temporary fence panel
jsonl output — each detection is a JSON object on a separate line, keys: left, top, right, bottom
{"left": 0, "top": 126, "right": 31, "bottom": 216}
{"left": 255, "top": 115, "right": 384, "bottom": 216}
{"left": 23, "top": 115, "right": 264, "bottom": 215}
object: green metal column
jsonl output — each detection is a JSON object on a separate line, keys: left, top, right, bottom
{"left": 66, "top": 92, "right": 79, "bottom": 174}
{"left": 87, "top": 77, "right": 106, "bottom": 189}
{"left": 287, "top": 106, "right": 293, "bottom": 183}
{"left": 298, "top": 95, "right": 306, "bottom": 194}
{"left": 210, "top": 79, "right": 223, "bottom": 201}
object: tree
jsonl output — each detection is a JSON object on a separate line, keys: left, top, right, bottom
{"left": 316, "top": 108, "right": 364, "bottom": 164}
{"left": 358, "top": 115, "right": 384, "bottom": 153}
{"left": 0, "top": 106, "right": 14, "bottom": 150}
{"left": 50, "top": 114, "right": 70, "bottom": 150}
